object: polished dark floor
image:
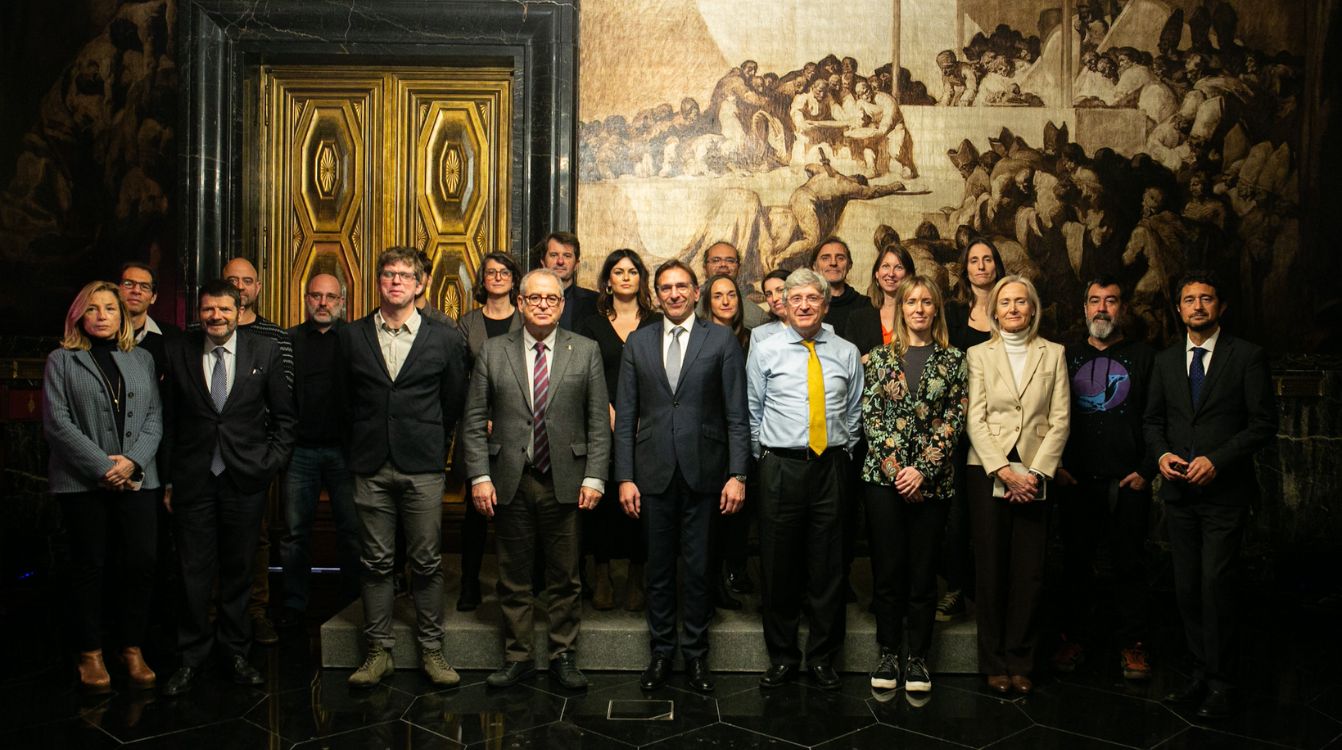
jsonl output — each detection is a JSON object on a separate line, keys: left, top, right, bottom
{"left": 2, "top": 571, "right": 1340, "bottom": 749}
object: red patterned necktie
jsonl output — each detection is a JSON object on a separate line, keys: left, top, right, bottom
{"left": 532, "top": 341, "right": 550, "bottom": 473}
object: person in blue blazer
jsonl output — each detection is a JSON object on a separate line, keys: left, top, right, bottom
{"left": 43, "top": 280, "right": 162, "bottom": 692}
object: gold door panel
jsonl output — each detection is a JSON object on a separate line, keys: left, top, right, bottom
{"left": 249, "top": 65, "right": 511, "bottom": 326}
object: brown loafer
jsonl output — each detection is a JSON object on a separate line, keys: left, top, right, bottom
{"left": 77, "top": 650, "right": 112, "bottom": 693}
{"left": 1010, "top": 675, "right": 1033, "bottom": 694}
{"left": 986, "top": 674, "right": 1010, "bottom": 694}
{"left": 120, "top": 647, "right": 157, "bottom": 688}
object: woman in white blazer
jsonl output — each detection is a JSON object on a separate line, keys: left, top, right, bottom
{"left": 964, "top": 275, "right": 1070, "bottom": 695}
{"left": 43, "top": 280, "right": 162, "bottom": 692}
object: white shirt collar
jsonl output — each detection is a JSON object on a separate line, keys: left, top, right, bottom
{"left": 376, "top": 308, "right": 421, "bottom": 334}
{"left": 663, "top": 315, "right": 693, "bottom": 338}
{"left": 1185, "top": 327, "right": 1221, "bottom": 354}
{"left": 206, "top": 330, "right": 237, "bottom": 355}
{"left": 522, "top": 326, "right": 559, "bottom": 351}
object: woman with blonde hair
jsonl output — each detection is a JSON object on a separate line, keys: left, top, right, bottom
{"left": 860, "top": 276, "right": 967, "bottom": 693}
{"left": 964, "top": 274, "right": 1070, "bottom": 694}
{"left": 43, "top": 280, "right": 163, "bottom": 691}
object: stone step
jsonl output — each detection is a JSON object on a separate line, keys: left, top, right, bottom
{"left": 322, "top": 557, "right": 979, "bottom": 674}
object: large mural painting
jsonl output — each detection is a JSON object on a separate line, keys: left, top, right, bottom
{"left": 576, "top": 0, "right": 1321, "bottom": 349}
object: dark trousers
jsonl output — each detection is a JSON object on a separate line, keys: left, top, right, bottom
{"left": 941, "top": 435, "right": 975, "bottom": 595}
{"left": 758, "top": 449, "right": 847, "bottom": 667}
{"left": 494, "top": 467, "right": 580, "bottom": 661}
{"left": 584, "top": 475, "right": 646, "bottom": 564}
{"left": 711, "top": 486, "right": 752, "bottom": 573}
{"left": 173, "top": 473, "right": 267, "bottom": 666}
{"left": 643, "top": 468, "right": 714, "bottom": 659}
{"left": 59, "top": 490, "right": 158, "bottom": 652}
{"left": 282, "top": 444, "right": 361, "bottom": 611}
{"left": 1058, "top": 478, "right": 1151, "bottom": 645}
{"left": 1167, "top": 501, "right": 1246, "bottom": 690}
{"left": 865, "top": 483, "right": 948, "bottom": 658}
{"left": 969, "top": 470, "right": 1048, "bottom": 677}
{"left": 841, "top": 440, "right": 867, "bottom": 581}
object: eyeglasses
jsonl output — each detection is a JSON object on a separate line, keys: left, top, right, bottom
{"left": 380, "top": 270, "right": 418, "bottom": 283}
{"left": 306, "top": 292, "right": 343, "bottom": 303}
{"left": 521, "top": 294, "right": 562, "bottom": 308}
{"left": 707, "top": 256, "right": 740, "bottom": 266}
{"left": 787, "top": 294, "right": 825, "bottom": 307}
{"left": 483, "top": 268, "right": 513, "bottom": 278}
{"left": 119, "top": 279, "right": 154, "bottom": 292}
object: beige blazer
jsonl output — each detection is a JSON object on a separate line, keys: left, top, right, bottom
{"left": 965, "top": 336, "right": 1071, "bottom": 478}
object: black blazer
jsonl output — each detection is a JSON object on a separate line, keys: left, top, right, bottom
{"left": 560, "top": 285, "right": 599, "bottom": 332}
{"left": 613, "top": 318, "right": 750, "bottom": 495}
{"left": 844, "top": 304, "right": 886, "bottom": 359}
{"left": 339, "top": 312, "right": 469, "bottom": 475}
{"left": 161, "top": 329, "right": 297, "bottom": 498}
{"left": 1143, "top": 333, "right": 1276, "bottom": 506}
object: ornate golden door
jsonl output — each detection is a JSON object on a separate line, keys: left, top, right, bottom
{"left": 245, "top": 65, "right": 512, "bottom": 325}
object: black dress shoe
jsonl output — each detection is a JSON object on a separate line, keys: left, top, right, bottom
{"left": 162, "top": 667, "right": 197, "bottom": 696}
{"left": 486, "top": 661, "right": 536, "bottom": 688}
{"left": 810, "top": 664, "right": 841, "bottom": 690}
{"left": 548, "top": 651, "right": 589, "bottom": 690}
{"left": 726, "top": 567, "right": 754, "bottom": 594}
{"left": 1196, "top": 689, "right": 1234, "bottom": 719}
{"left": 686, "top": 657, "right": 715, "bottom": 693}
{"left": 456, "top": 580, "right": 481, "bottom": 612}
{"left": 713, "top": 581, "right": 743, "bottom": 611}
{"left": 229, "top": 655, "right": 264, "bottom": 686}
{"left": 252, "top": 615, "right": 279, "bottom": 646}
{"left": 1162, "top": 678, "right": 1208, "bottom": 706}
{"left": 760, "top": 664, "right": 795, "bottom": 688}
{"left": 640, "top": 656, "right": 671, "bottom": 690}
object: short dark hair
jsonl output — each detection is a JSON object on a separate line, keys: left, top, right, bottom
{"left": 377, "top": 246, "right": 426, "bottom": 279}
{"left": 538, "top": 231, "right": 581, "bottom": 265}
{"left": 809, "top": 236, "right": 851, "bottom": 267}
{"left": 473, "top": 251, "right": 522, "bottom": 304}
{"left": 199, "top": 278, "right": 241, "bottom": 306}
{"left": 1174, "top": 270, "right": 1222, "bottom": 301}
{"left": 763, "top": 268, "right": 791, "bottom": 285}
{"left": 596, "top": 249, "right": 654, "bottom": 318}
{"left": 119, "top": 260, "right": 158, "bottom": 288}
{"left": 1083, "top": 275, "right": 1125, "bottom": 302}
{"left": 653, "top": 259, "right": 699, "bottom": 289}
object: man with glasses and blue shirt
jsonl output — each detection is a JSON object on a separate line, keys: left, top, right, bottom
{"left": 748, "top": 267, "right": 863, "bottom": 691}
{"left": 341, "top": 247, "right": 470, "bottom": 689}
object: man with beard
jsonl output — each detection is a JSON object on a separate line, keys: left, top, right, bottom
{"left": 1052, "top": 278, "right": 1156, "bottom": 682}
{"left": 1145, "top": 272, "right": 1276, "bottom": 719}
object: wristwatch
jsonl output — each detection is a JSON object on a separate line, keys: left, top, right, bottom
{"left": 731, "top": 473, "right": 748, "bottom": 484}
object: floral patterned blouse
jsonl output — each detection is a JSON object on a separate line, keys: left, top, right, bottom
{"left": 861, "top": 342, "right": 968, "bottom": 499}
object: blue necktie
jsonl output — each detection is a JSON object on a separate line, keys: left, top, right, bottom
{"left": 210, "top": 347, "right": 228, "bottom": 475}
{"left": 1189, "top": 346, "right": 1207, "bottom": 409}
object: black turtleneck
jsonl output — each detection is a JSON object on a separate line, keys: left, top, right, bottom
{"left": 88, "top": 337, "right": 126, "bottom": 436}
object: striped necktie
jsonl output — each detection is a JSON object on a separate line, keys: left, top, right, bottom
{"left": 532, "top": 341, "right": 551, "bottom": 474}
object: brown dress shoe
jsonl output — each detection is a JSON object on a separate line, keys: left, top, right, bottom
{"left": 77, "top": 650, "right": 112, "bottom": 693}
{"left": 1010, "top": 675, "right": 1033, "bottom": 694}
{"left": 986, "top": 674, "right": 1010, "bottom": 693}
{"left": 120, "top": 647, "right": 156, "bottom": 688}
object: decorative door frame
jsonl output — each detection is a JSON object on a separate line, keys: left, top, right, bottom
{"left": 178, "top": 0, "right": 577, "bottom": 297}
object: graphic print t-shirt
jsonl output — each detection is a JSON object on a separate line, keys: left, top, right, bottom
{"left": 1063, "top": 338, "right": 1155, "bottom": 480}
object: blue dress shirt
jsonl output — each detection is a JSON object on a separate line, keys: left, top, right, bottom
{"left": 746, "top": 325, "right": 864, "bottom": 457}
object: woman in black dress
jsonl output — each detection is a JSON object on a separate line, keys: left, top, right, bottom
{"left": 579, "top": 249, "right": 659, "bottom": 610}
{"left": 455, "top": 252, "right": 523, "bottom": 611}
{"left": 938, "top": 237, "right": 1005, "bottom": 622}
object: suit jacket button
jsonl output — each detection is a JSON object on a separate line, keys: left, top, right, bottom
{"left": 128, "top": 392, "right": 134, "bottom": 398}
{"left": 125, "top": 431, "right": 132, "bottom": 437}
{"left": 127, "top": 412, "right": 133, "bottom": 418}
{"left": 673, "top": 401, "right": 679, "bottom": 407}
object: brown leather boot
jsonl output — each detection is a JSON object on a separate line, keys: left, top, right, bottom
{"left": 592, "top": 562, "right": 615, "bottom": 610}
{"left": 77, "top": 650, "right": 112, "bottom": 693}
{"left": 624, "top": 563, "right": 646, "bottom": 611}
{"left": 120, "top": 647, "right": 157, "bottom": 688}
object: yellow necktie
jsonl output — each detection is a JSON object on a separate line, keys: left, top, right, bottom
{"left": 803, "top": 339, "right": 828, "bottom": 455}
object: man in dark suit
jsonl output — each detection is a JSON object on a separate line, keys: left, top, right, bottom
{"left": 614, "top": 259, "right": 749, "bottom": 693}
{"left": 463, "top": 268, "right": 610, "bottom": 691}
{"left": 1144, "top": 271, "right": 1276, "bottom": 719}
{"left": 535, "top": 231, "right": 598, "bottom": 331}
{"left": 341, "top": 247, "right": 470, "bottom": 688}
{"left": 159, "top": 279, "right": 296, "bottom": 695}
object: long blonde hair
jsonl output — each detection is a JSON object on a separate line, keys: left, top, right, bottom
{"left": 890, "top": 276, "right": 949, "bottom": 357}
{"left": 62, "top": 280, "right": 135, "bottom": 352}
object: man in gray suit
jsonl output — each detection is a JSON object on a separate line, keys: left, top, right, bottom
{"left": 464, "top": 268, "right": 610, "bottom": 690}
{"left": 614, "top": 259, "right": 750, "bottom": 693}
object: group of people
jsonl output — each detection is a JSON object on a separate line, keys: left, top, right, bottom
{"left": 44, "top": 229, "right": 1274, "bottom": 720}
{"left": 581, "top": 54, "right": 928, "bottom": 182}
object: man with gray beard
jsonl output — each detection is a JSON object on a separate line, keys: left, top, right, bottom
{"left": 1051, "top": 278, "right": 1157, "bottom": 682}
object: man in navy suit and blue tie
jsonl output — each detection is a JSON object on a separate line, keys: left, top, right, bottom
{"left": 614, "top": 260, "right": 750, "bottom": 693}
{"left": 1145, "top": 271, "right": 1276, "bottom": 719}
